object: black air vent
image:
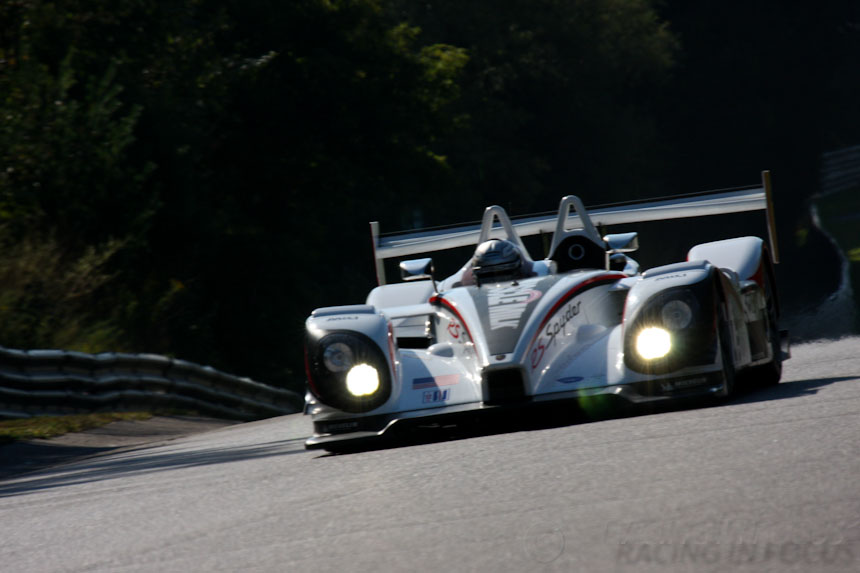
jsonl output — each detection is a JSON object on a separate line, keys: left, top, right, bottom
{"left": 483, "top": 368, "right": 526, "bottom": 404}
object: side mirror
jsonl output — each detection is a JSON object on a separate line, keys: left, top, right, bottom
{"left": 610, "top": 253, "right": 640, "bottom": 275}
{"left": 603, "top": 232, "right": 639, "bottom": 253}
{"left": 400, "top": 258, "right": 435, "bottom": 282}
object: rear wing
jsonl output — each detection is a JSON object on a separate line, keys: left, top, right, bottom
{"left": 371, "top": 170, "right": 779, "bottom": 285}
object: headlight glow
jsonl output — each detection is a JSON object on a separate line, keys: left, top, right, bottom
{"left": 661, "top": 300, "right": 693, "bottom": 330}
{"left": 636, "top": 327, "right": 672, "bottom": 360}
{"left": 308, "top": 330, "right": 393, "bottom": 413}
{"left": 345, "top": 363, "right": 380, "bottom": 396}
{"left": 624, "top": 282, "right": 717, "bottom": 375}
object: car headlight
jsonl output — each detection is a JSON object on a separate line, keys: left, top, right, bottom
{"left": 345, "top": 364, "right": 380, "bottom": 396}
{"left": 306, "top": 331, "right": 392, "bottom": 413}
{"left": 624, "top": 282, "right": 718, "bottom": 374}
{"left": 636, "top": 327, "right": 672, "bottom": 359}
{"left": 661, "top": 300, "right": 693, "bottom": 330}
{"left": 323, "top": 342, "right": 354, "bottom": 372}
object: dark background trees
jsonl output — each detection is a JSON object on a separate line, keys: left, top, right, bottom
{"left": 1, "top": 0, "right": 857, "bottom": 390}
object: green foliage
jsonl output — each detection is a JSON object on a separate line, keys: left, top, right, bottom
{"left": 654, "top": 1, "right": 860, "bottom": 310}
{"left": 0, "top": 412, "right": 152, "bottom": 444}
{"left": 389, "top": 0, "right": 679, "bottom": 212}
{"left": 0, "top": 2, "right": 159, "bottom": 353}
{"left": 0, "top": 226, "right": 127, "bottom": 351}
{"left": 0, "top": 0, "right": 477, "bottom": 387}
{"left": 0, "top": 0, "right": 853, "bottom": 391}
{"left": 0, "top": 51, "right": 153, "bottom": 246}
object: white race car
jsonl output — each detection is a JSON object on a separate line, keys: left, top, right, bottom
{"left": 304, "top": 172, "right": 788, "bottom": 451}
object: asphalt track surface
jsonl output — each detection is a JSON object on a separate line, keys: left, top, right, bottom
{"left": 0, "top": 337, "right": 858, "bottom": 572}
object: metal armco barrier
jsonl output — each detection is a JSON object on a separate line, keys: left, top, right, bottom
{"left": 0, "top": 347, "right": 302, "bottom": 420}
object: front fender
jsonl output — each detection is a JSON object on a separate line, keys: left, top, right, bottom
{"left": 623, "top": 261, "right": 719, "bottom": 374}
{"left": 687, "top": 236, "right": 765, "bottom": 281}
{"left": 304, "top": 305, "right": 398, "bottom": 414}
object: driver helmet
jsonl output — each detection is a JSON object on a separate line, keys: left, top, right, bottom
{"left": 472, "top": 239, "right": 526, "bottom": 282}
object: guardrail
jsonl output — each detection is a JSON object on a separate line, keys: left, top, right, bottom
{"left": 0, "top": 347, "right": 302, "bottom": 421}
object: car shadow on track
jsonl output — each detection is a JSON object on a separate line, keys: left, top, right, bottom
{"left": 313, "top": 402, "right": 653, "bottom": 457}
{"left": 0, "top": 437, "right": 308, "bottom": 497}
{"left": 315, "top": 375, "right": 858, "bottom": 457}
{"left": 729, "top": 375, "right": 857, "bottom": 405}
{"left": 0, "top": 442, "right": 114, "bottom": 482}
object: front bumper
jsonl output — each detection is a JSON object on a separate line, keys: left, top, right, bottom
{"left": 305, "top": 370, "right": 725, "bottom": 451}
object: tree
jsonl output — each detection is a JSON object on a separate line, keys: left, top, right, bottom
{"left": 1, "top": 1, "right": 473, "bottom": 388}
{"left": 389, "top": 0, "right": 678, "bottom": 212}
{"left": 0, "top": 2, "right": 154, "bottom": 351}
{"left": 656, "top": 1, "right": 860, "bottom": 309}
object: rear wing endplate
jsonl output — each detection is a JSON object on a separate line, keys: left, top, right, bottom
{"left": 371, "top": 170, "right": 779, "bottom": 285}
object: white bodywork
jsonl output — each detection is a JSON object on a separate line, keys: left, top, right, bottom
{"left": 305, "top": 174, "right": 784, "bottom": 449}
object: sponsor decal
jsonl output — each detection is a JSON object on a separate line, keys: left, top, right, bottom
{"left": 447, "top": 320, "right": 461, "bottom": 339}
{"left": 467, "top": 276, "right": 558, "bottom": 356}
{"left": 531, "top": 300, "right": 582, "bottom": 369}
{"left": 322, "top": 420, "right": 360, "bottom": 432}
{"left": 488, "top": 287, "right": 542, "bottom": 330}
{"left": 412, "top": 373, "right": 460, "bottom": 390}
{"left": 655, "top": 273, "right": 688, "bottom": 282}
{"left": 556, "top": 375, "right": 605, "bottom": 387}
{"left": 431, "top": 295, "right": 476, "bottom": 348}
{"left": 325, "top": 315, "right": 359, "bottom": 321}
{"left": 527, "top": 274, "right": 624, "bottom": 370}
{"left": 659, "top": 377, "right": 708, "bottom": 392}
{"left": 422, "top": 389, "right": 450, "bottom": 404}
{"left": 545, "top": 300, "right": 582, "bottom": 346}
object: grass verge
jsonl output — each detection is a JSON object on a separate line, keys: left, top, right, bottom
{"left": 0, "top": 412, "right": 153, "bottom": 445}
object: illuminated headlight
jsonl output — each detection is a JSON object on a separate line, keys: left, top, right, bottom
{"left": 661, "top": 300, "right": 693, "bottom": 330}
{"left": 636, "top": 327, "right": 672, "bottom": 360}
{"left": 345, "top": 364, "right": 380, "bottom": 396}
{"left": 306, "top": 331, "right": 392, "bottom": 413}
{"left": 624, "top": 283, "right": 716, "bottom": 374}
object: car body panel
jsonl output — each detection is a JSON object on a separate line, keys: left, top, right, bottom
{"left": 305, "top": 182, "right": 786, "bottom": 450}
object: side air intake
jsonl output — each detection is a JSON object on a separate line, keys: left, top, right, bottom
{"left": 482, "top": 367, "right": 527, "bottom": 404}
